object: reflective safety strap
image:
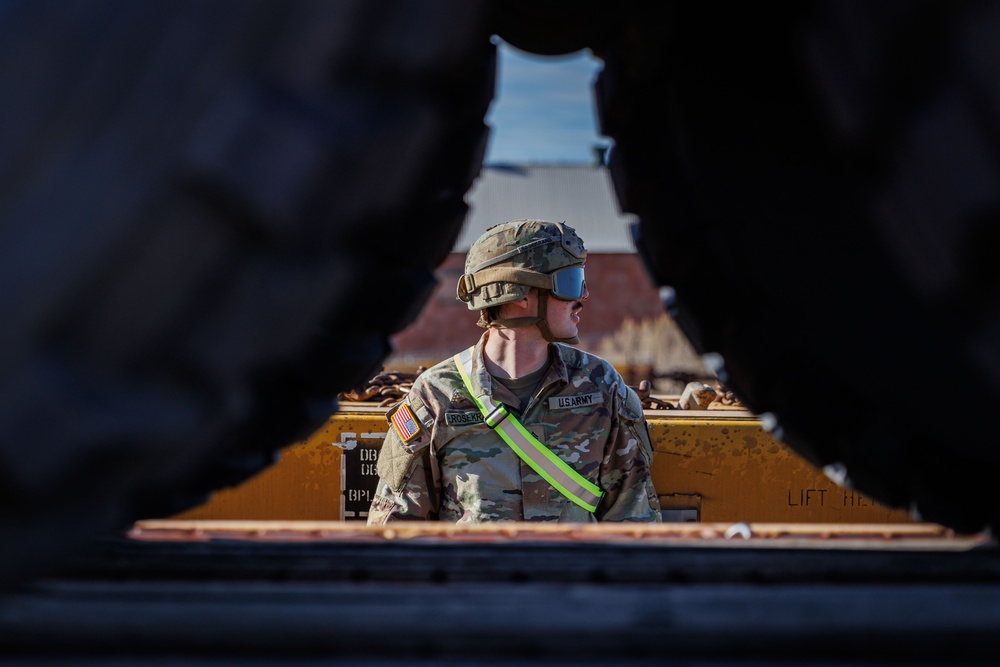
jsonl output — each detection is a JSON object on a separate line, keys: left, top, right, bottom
{"left": 454, "top": 347, "right": 604, "bottom": 513}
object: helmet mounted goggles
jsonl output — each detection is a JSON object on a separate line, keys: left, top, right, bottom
{"left": 457, "top": 265, "right": 586, "bottom": 303}
{"left": 549, "top": 265, "right": 587, "bottom": 301}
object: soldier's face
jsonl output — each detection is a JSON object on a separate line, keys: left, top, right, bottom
{"left": 546, "top": 286, "right": 589, "bottom": 340}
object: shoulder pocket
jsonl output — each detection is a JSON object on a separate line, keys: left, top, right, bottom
{"left": 618, "top": 383, "right": 645, "bottom": 422}
{"left": 377, "top": 426, "right": 425, "bottom": 492}
{"left": 379, "top": 397, "right": 431, "bottom": 491}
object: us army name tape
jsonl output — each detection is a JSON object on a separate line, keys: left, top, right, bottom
{"left": 548, "top": 392, "right": 603, "bottom": 410}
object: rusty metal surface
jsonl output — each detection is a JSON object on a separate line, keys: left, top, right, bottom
{"left": 341, "top": 368, "right": 744, "bottom": 411}
{"left": 172, "top": 411, "right": 388, "bottom": 521}
{"left": 131, "top": 519, "right": 983, "bottom": 551}
{"left": 339, "top": 369, "right": 424, "bottom": 407}
{"left": 646, "top": 412, "right": 914, "bottom": 523}
{"left": 172, "top": 442, "right": 344, "bottom": 521}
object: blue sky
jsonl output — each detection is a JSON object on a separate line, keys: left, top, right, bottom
{"left": 483, "top": 41, "right": 607, "bottom": 164}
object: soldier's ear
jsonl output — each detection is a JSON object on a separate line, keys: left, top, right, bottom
{"left": 509, "top": 294, "right": 531, "bottom": 310}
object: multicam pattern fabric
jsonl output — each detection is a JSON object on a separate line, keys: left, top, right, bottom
{"left": 367, "top": 333, "right": 662, "bottom": 524}
{"left": 459, "top": 219, "right": 587, "bottom": 310}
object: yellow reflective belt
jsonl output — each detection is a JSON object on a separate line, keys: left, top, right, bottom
{"left": 454, "top": 347, "right": 604, "bottom": 513}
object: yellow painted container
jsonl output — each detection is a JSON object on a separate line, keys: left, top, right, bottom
{"left": 173, "top": 407, "right": 387, "bottom": 521}
{"left": 646, "top": 409, "right": 910, "bottom": 523}
{"left": 173, "top": 403, "right": 910, "bottom": 523}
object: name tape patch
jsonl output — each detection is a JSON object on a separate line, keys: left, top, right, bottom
{"left": 389, "top": 403, "right": 422, "bottom": 442}
{"left": 445, "top": 410, "right": 485, "bottom": 426}
{"left": 548, "top": 392, "right": 603, "bottom": 410}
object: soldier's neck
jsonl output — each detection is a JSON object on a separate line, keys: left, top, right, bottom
{"left": 482, "top": 327, "right": 550, "bottom": 380}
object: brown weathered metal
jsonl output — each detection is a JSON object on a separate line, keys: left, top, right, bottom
{"left": 130, "top": 519, "right": 983, "bottom": 550}
{"left": 339, "top": 369, "right": 425, "bottom": 407}
{"left": 646, "top": 410, "right": 914, "bottom": 523}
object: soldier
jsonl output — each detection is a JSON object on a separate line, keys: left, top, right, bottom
{"left": 367, "top": 219, "right": 661, "bottom": 523}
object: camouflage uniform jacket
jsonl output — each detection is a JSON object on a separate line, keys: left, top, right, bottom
{"left": 367, "top": 334, "right": 661, "bottom": 523}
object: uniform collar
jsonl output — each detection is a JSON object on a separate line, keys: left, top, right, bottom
{"left": 472, "top": 333, "right": 570, "bottom": 407}
{"left": 546, "top": 342, "right": 571, "bottom": 385}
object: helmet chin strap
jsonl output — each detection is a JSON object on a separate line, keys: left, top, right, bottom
{"left": 534, "top": 290, "right": 580, "bottom": 345}
{"left": 487, "top": 291, "right": 579, "bottom": 345}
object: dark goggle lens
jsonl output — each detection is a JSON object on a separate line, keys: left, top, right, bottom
{"left": 551, "top": 266, "right": 586, "bottom": 301}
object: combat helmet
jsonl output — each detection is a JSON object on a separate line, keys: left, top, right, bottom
{"left": 456, "top": 219, "right": 587, "bottom": 344}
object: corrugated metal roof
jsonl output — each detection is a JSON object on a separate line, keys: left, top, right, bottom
{"left": 455, "top": 164, "right": 638, "bottom": 253}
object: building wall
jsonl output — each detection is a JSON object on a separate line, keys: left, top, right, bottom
{"left": 387, "top": 252, "right": 665, "bottom": 370}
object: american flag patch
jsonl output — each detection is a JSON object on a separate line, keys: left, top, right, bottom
{"left": 389, "top": 403, "right": 421, "bottom": 442}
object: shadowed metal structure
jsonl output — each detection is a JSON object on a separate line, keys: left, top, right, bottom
{"left": 0, "top": 2, "right": 999, "bottom": 661}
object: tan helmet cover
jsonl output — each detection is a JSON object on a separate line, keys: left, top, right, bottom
{"left": 456, "top": 219, "right": 587, "bottom": 310}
